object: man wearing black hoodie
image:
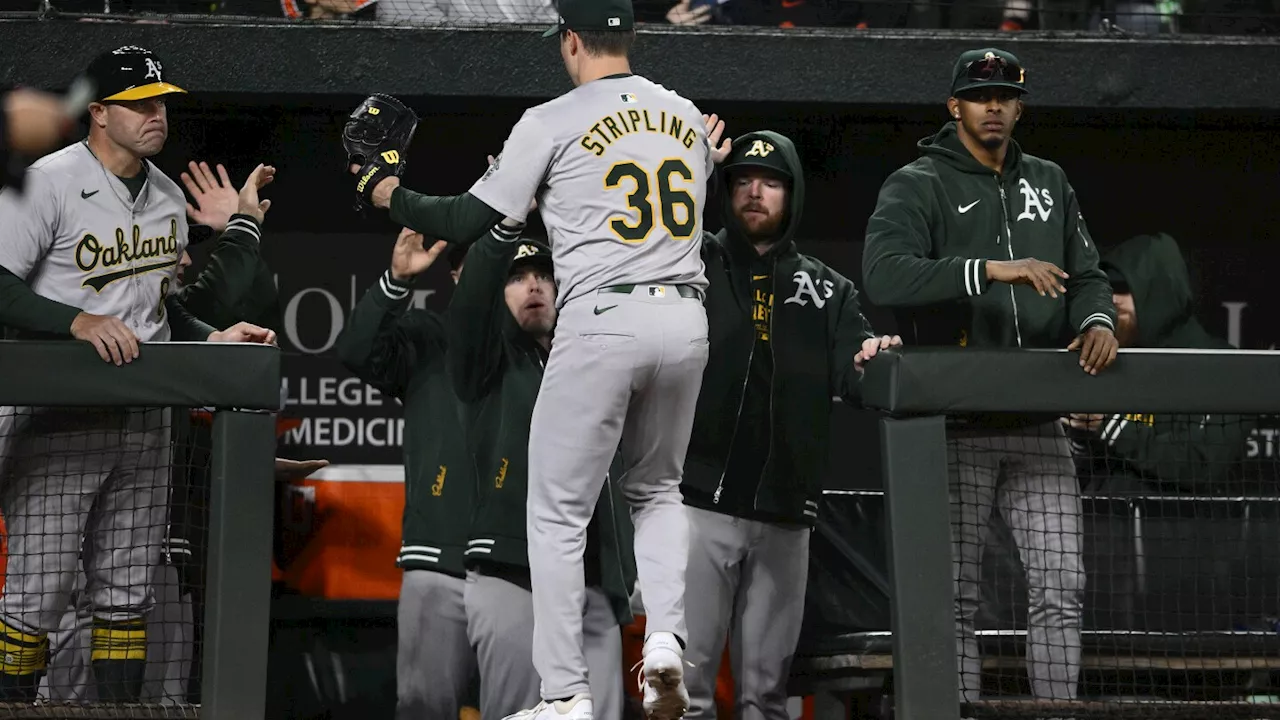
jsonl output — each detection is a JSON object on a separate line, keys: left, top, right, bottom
{"left": 863, "top": 48, "right": 1119, "bottom": 707}
{"left": 1065, "top": 233, "right": 1255, "bottom": 493}
{"left": 680, "top": 130, "right": 899, "bottom": 719}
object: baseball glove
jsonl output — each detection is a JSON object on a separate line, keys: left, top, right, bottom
{"left": 343, "top": 93, "right": 419, "bottom": 213}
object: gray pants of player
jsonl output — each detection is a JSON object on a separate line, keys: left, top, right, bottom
{"left": 526, "top": 287, "right": 709, "bottom": 700}
{"left": 949, "top": 422, "right": 1084, "bottom": 703}
{"left": 464, "top": 568, "right": 622, "bottom": 720}
{"left": 0, "top": 409, "right": 169, "bottom": 635}
{"left": 396, "top": 569, "right": 477, "bottom": 720}
{"left": 39, "top": 564, "right": 192, "bottom": 703}
{"left": 682, "top": 506, "right": 810, "bottom": 720}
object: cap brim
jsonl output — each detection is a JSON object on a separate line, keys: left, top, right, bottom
{"left": 542, "top": 24, "right": 561, "bottom": 37}
{"left": 954, "top": 81, "right": 1028, "bottom": 97}
{"left": 722, "top": 159, "right": 792, "bottom": 179}
{"left": 102, "top": 82, "right": 188, "bottom": 102}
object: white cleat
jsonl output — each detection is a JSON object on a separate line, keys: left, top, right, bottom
{"left": 500, "top": 694, "right": 594, "bottom": 720}
{"left": 637, "top": 632, "right": 690, "bottom": 720}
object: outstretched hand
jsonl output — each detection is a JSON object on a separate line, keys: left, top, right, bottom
{"left": 237, "top": 163, "right": 276, "bottom": 224}
{"left": 704, "top": 113, "right": 732, "bottom": 164}
{"left": 391, "top": 227, "right": 449, "bottom": 282}
{"left": 181, "top": 161, "right": 239, "bottom": 233}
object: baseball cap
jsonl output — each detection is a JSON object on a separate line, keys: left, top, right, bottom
{"left": 509, "top": 240, "right": 554, "bottom": 276}
{"left": 950, "top": 48, "right": 1028, "bottom": 97}
{"left": 721, "top": 136, "right": 792, "bottom": 181}
{"left": 542, "top": 0, "right": 635, "bottom": 37}
{"left": 86, "top": 46, "right": 187, "bottom": 103}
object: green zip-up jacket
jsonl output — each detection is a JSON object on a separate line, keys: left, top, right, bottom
{"left": 682, "top": 131, "right": 876, "bottom": 526}
{"left": 862, "top": 123, "right": 1116, "bottom": 350}
{"left": 445, "top": 222, "right": 637, "bottom": 625}
{"left": 335, "top": 269, "right": 474, "bottom": 578}
{"left": 1070, "top": 233, "right": 1254, "bottom": 493}
{"left": 176, "top": 215, "right": 280, "bottom": 331}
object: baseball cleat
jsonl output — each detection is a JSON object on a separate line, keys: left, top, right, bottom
{"left": 500, "top": 694, "right": 593, "bottom": 720}
{"left": 636, "top": 632, "right": 690, "bottom": 720}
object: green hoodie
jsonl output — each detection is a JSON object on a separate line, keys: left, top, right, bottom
{"left": 445, "top": 222, "right": 637, "bottom": 625}
{"left": 863, "top": 123, "right": 1116, "bottom": 350}
{"left": 335, "top": 269, "right": 475, "bottom": 577}
{"left": 1070, "top": 233, "right": 1254, "bottom": 492}
{"left": 682, "top": 131, "right": 876, "bottom": 526}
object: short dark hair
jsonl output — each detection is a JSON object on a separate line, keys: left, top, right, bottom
{"left": 574, "top": 29, "right": 635, "bottom": 57}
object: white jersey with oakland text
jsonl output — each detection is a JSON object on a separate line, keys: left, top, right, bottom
{"left": 469, "top": 74, "right": 712, "bottom": 308}
{"left": 0, "top": 142, "right": 188, "bottom": 342}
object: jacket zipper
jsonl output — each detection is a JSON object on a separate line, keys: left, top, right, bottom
{"left": 712, "top": 265, "right": 757, "bottom": 505}
{"left": 997, "top": 179, "right": 1024, "bottom": 348}
{"left": 750, "top": 257, "right": 779, "bottom": 512}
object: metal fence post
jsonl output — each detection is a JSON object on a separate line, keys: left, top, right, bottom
{"left": 880, "top": 415, "right": 960, "bottom": 720}
{"left": 204, "top": 409, "right": 277, "bottom": 720}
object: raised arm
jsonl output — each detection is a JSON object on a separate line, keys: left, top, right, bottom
{"left": 445, "top": 219, "right": 526, "bottom": 403}
{"left": 335, "top": 228, "right": 449, "bottom": 399}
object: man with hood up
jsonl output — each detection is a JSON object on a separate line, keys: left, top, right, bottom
{"left": 1065, "top": 232, "right": 1255, "bottom": 493}
{"left": 862, "top": 48, "right": 1120, "bottom": 708}
{"left": 678, "top": 128, "right": 900, "bottom": 719}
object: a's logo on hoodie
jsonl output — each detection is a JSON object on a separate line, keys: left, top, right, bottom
{"left": 1016, "top": 177, "right": 1054, "bottom": 223}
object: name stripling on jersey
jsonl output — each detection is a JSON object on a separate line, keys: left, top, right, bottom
{"left": 0, "top": 142, "right": 189, "bottom": 342}
{"left": 579, "top": 107, "right": 699, "bottom": 157}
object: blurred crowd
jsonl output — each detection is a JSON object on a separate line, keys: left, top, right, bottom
{"left": 28, "top": 0, "right": 1280, "bottom": 34}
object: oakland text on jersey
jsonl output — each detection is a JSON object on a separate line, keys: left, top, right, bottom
{"left": 75, "top": 217, "right": 180, "bottom": 292}
{"left": 579, "top": 107, "right": 699, "bottom": 157}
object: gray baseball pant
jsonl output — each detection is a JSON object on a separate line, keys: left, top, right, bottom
{"left": 682, "top": 506, "right": 810, "bottom": 720}
{"left": 40, "top": 557, "right": 190, "bottom": 704}
{"left": 0, "top": 409, "right": 170, "bottom": 635}
{"left": 526, "top": 287, "right": 708, "bottom": 699}
{"left": 948, "top": 422, "right": 1084, "bottom": 703}
{"left": 464, "top": 568, "right": 623, "bottom": 720}
{"left": 396, "top": 569, "right": 476, "bottom": 720}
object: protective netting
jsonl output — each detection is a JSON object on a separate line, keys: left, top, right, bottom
{"left": 0, "top": 404, "right": 208, "bottom": 718}
{"left": 19, "top": 0, "right": 1280, "bottom": 35}
{"left": 951, "top": 413, "right": 1280, "bottom": 719}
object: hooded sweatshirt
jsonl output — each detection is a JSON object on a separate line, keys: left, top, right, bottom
{"left": 863, "top": 122, "right": 1116, "bottom": 350}
{"left": 1071, "top": 233, "right": 1255, "bottom": 492}
{"left": 682, "top": 130, "right": 876, "bottom": 526}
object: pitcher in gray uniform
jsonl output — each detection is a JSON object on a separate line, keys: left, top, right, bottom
{"left": 0, "top": 45, "right": 275, "bottom": 702}
{"left": 356, "top": 1, "right": 725, "bottom": 717}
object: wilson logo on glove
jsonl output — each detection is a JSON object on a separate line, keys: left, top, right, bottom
{"left": 342, "top": 93, "right": 420, "bottom": 214}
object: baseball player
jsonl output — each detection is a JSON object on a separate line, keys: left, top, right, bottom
{"left": 443, "top": 212, "right": 637, "bottom": 720}
{"left": 861, "top": 48, "right": 1118, "bottom": 708}
{"left": 0, "top": 45, "right": 274, "bottom": 702}
{"left": 351, "top": 1, "right": 724, "bottom": 716}
{"left": 334, "top": 229, "right": 480, "bottom": 720}
{"left": 677, "top": 128, "right": 899, "bottom": 720}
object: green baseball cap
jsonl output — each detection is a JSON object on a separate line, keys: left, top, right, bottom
{"left": 509, "top": 239, "right": 554, "bottom": 276}
{"left": 950, "top": 47, "right": 1029, "bottom": 97}
{"left": 543, "top": 0, "right": 635, "bottom": 37}
{"left": 721, "top": 135, "right": 792, "bottom": 181}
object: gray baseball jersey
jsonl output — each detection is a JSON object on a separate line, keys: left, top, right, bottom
{"left": 469, "top": 74, "right": 712, "bottom": 308}
{"left": 0, "top": 141, "right": 189, "bottom": 341}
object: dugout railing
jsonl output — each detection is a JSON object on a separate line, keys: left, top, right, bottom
{"left": 844, "top": 347, "right": 1280, "bottom": 720}
{"left": 0, "top": 341, "right": 279, "bottom": 720}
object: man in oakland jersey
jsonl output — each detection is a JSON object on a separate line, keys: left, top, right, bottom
{"left": 0, "top": 45, "right": 274, "bottom": 702}
{"left": 336, "top": 230, "right": 480, "bottom": 720}
{"left": 352, "top": 1, "right": 726, "bottom": 715}
{"left": 862, "top": 48, "right": 1118, "bottom": 709}
{"left": 444, "top": 215, "right": 636, "bottom": 720}
{"left": 679, "top": 129, "right": 899, "bottom": 720}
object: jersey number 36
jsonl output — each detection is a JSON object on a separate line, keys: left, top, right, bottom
{"left": 604, "top": 159, "right": 696, "bottom": 244}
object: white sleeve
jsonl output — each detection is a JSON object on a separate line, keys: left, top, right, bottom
{"left": 0, "top": 168, "right": 59, "bottom": 280}
{"left": 468, "top": 110, "right": 555, "bottom": 223}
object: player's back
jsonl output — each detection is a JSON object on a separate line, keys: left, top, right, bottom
{"left": 535, "top": 75, "right": 711, "bottom": 308}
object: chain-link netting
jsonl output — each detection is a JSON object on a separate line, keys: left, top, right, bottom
{"left": 951, "top": 413, "right": 1280, "bottom": 719}
{"left": 13, "top": 0, "right": 1280, "bottom": 35}
{"left": 0, "top": 404, "right": 208, "bottom": 718}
